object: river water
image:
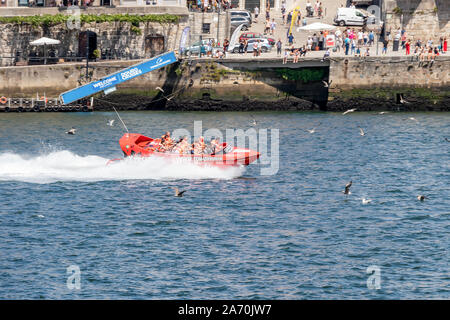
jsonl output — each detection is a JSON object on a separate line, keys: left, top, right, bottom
{"left": 0, "top": 111, "right": 448, "bottom": 299}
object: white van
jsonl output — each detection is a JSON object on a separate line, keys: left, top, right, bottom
{"left": 334, "top": 8, "right": 368, "bottom": 27}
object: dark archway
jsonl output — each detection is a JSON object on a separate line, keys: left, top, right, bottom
{"left": 78, "top": 31, "right": 97, "bottom": 59}
{"left": 145, "top": 34, "right": 165, "bottom": 57}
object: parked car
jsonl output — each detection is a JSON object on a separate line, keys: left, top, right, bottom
{"left": 333, "top": 7, "right": 368, "bottom": 26}
{"left": 229, "top": 38, "right": 272, "bottom": 53}
{"left": 184, "top": 39, "right": 221, "bottom": 56}
{"left": 231, "top": 17, "right": 251, "bottom": 31}
{"left": 239, "top": 32, "right": 275, "bottom": 46}
{"left": 230, "top": 10, "right": 252, "bottom": 23}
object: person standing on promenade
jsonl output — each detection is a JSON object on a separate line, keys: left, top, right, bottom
{"left": 405, "top": 39, "right": 411, "bottom": 55}
{"left": 254, "top": 6, "right": 259, "bottom": 23}
{"left": 223, "top": 38, "right": 229, "bottom": 57}
{"left": 281, "top": 1, "right": 286, "bottom": 24}
{"left": 244, "top": 39, "right": 249, "bottom": 54}
{"left": 314, "top": 0, "right": 320, "bottom": 17}
{"left": 444, "top": 37, "right": 448, "bottom": 53}
{"left": 319, "top": 31, "right": 325, "bottom": 50}
{"left": 288, "top": 33, "right": 295, "bottom": 46}
{"left": 345, "top": 34, "right": 350, "bottom": 55}
{"left": 252, "top": 41, "right": 258, "bottom": 57}
{"left": 276, "top": 39, "right": 282, "bottom": 56}
{"left": 368, "top": 30, "right": 374, "bottom": 46}
{"left": 382, "top": 37, "right": 389, "bottom": 55}
{"left": 264, "top": 19, "right": 270, "bottom": 34}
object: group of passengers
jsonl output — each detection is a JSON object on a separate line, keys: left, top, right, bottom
{"left": 159, "top": 132, "right": 222, "bottom": 155}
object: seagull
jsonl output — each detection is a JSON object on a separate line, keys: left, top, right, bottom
{"left": 307, "top": 128, "right": 316, "bottom": 134}
{"left": 408, "top": 117, "right": 419, "bottom": 122}
{"left": 378, "top": 111, "right": 389, "bottom": 115}
{"left": 417, "top": 195, "right": 427, "bottom": 201}
{"left": 343, "top": 181, "right": 352, "bottom": 195}
{"left": 322, "top": 80, "right": 332, "bottom": 88}
{"left": 66, "top": 127, "right": 76, "bottom": 135}
{"left": 445, "top": 138, "right": 450, "bottom": 142}
{"left": 362, "top": 198, "right": 372, "bottom": 204}
{"left": 342, "top": 108, "right": 357, "bottom": 115}
{"left": 172, "top": 187, "right": 186, "bottom": 197}
{"left": 399, "top": 94, "right": 410, "bottom": 104}
{"left": 250, "top": 115, "right": 257, "bottom": 126}
{"left": 358, "top": 126, "right": 366, "bottom": 136}
{"left": 107, "top": 120, "right": 115, "bottom": 126}
{"left": 155, "top": 86, "right": 164, "bottom": 93}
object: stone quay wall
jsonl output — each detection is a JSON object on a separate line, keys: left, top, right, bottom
{"left": 0, "top": 8, "right": 230, "bottom": 67}
{"left": 0, "top": 56, "right": 450, "bottom": 100}
{"left": 384, "top": 0, "right": 449, "bottom": 41}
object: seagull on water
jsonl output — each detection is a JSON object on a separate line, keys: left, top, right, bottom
{"left": 250, "top": 115, "right": 257, "bottom": 126}
{"left": 417, "top": 195, "right": 427, "bottom": 201}
{"left": 306, "top": 122, "right": 321, "bottom": 134}
{"left": 107, "top": 120, "right": 115, "bottom": 126}
{"left": 172, "top": 187, "right": 187, "bottom": 197}
{"left": 362, "top": 198, "right": 372, "bottom": 205}
{"left": 378, "top": 111, "right": 389, "bottom": 115}
{"left": 66, "top": 127, "right": 76, "bottom": 135}
{"left": 343, "top": 181, "right": 352, "bottom": 195}
{"left": 343, "top": 108, "right": 357, "bottom": 115}
{"left": 358, "top": 126, "right": 366, "bottom": 136}
{"left": 445, "top": 138, "right": 450, "bottom": 142}
{"left": 408, "top": 117, "right": 419, "bottom": 122}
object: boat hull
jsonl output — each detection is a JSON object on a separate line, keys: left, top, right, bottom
{"left": 115, "top": 133, "right": 260, "bottom": 166}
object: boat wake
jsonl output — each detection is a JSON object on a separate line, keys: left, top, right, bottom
{"left": 0, "top": 151, "right": 245, "bottom": 184}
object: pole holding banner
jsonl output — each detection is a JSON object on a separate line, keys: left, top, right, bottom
{"left": 60, "top": 51, "right": 178, "bottom": 105}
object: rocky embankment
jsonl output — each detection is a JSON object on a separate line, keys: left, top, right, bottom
{"left": 92, "top": 88, "right": 450, "bottom": 112}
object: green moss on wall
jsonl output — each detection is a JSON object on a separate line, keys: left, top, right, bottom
{"left": 275, "top": 68, "right": 325, "bottom": 83}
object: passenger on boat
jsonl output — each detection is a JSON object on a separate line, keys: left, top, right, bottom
{"left": 193, "top": 136, "right": 206, "bottom": 154}
{"left": 208, "top": 138, "right": 222, "bottom": 154}
{"left": 160, "top": 131, "right": 175, "bottom": 152}
{"left": 172, "top": 136, "right": 191, "bottom": 154}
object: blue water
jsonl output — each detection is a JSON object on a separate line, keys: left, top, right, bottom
{"left": 0, "top": 111, "right": 449, "bottom": 299}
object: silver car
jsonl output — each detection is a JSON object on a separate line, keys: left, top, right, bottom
{"left": 229, "top": 38, "right": 272, "bottom": 53}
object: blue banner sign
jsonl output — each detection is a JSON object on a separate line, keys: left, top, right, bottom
{"left": 60, "top": 51, "right": 178, "bottom": 104}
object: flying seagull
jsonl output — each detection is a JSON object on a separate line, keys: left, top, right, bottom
{"left": 66, "top": 127, "right": 76, "bottom": 135}
{"left": 343, "top": 108, "right": 357, "bottom": 115}
{"left": 322, "top": 80, "right": 332, "bottom": 88}
{"left": 172, "top": 187, "right": 187, "bottom": 197}
{"left": 358, "top": 126, "right": 366, "bottom": 136}
{"left": 343, "top": 181, "right": 352, "bottom": 195}
{"left": 155, "top": 86, "right": 164, "bottom": 93}
{"left": 399, "top": 94, "right": 410, "bottom": 104}
{"left": 417, "top": 195, "right": 427, "bottom": 201}
{"left": 107, "top": 120, "right": 115, "bottom": 126}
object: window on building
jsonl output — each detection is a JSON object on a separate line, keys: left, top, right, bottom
{"left": 202, "top": 23, "right": 211, "bottom": 34}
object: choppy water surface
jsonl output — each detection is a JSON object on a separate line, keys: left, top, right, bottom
{"left": 0, "top": 111, "right": 449, "bottom": 299}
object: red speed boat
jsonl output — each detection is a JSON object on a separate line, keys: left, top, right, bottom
{"left": 109, "top": 133, "right": 260, "bottom": 166}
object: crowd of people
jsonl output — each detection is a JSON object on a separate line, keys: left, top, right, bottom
{"left": 157, "top": 132, "right": 222, "bottom": 155}
{"left": 188, "top": 0, "right": 233, "bottom": 12}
